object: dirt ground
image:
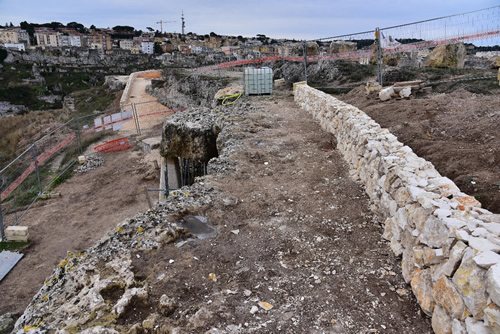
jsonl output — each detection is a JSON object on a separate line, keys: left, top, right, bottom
{"left": 119, "top": 90, "right": 433, "bottom": 333}
{"left": 0, "top": 146, "right": 159, "bottom": 316}
{"left": 338, "top": 86, "right": 500, "bottom": 214}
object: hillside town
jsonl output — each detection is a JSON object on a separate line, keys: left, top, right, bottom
{"left": 0, "top": 21, "right": 317, "bottom": 60}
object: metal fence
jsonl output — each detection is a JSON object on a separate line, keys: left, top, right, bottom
{"left": 0, "top": 100, "right": 168, "bottom": 239}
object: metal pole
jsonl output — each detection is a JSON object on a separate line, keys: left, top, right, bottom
{"left": 179, "top": 158, "right": 184, "bottom": 188}
{"left": 132, "top": 103, "right": 141, "bottom": 136}
{"left": 302, "top": 41, "right": 308, "bottom": 82}
{"left": 0, "top": 204, "right": 5, "bottom": 241}
{"left": 31, "top": 144, "right": 42, "bottom": 194}
{"left": 164, "top": 164, "right": 169, "bottom": 198}
{"left": 75, "top": 118, "right": 82, "bottom": 155}
{"left": 14, "top": 193, "right": 18, "bottom": 224}
{"left": 376, "top": 27, "right": 383, "bottom": 86}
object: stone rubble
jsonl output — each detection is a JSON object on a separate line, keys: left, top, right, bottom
{"left": 295, "top": 84, "right": 500, "bottom": 334}
{"left": 74, "top": 155, "right": 104, "bottom": 173}
{"left": 13, "top": 184, "right": 219, "bottom": 333}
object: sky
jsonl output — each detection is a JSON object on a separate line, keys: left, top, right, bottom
{"left": 0, "top": 0, "right": 499, "bottom": 43}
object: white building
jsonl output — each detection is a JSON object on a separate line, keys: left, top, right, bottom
{"left": 119, "top": 40, "right": 134, "bottom": 50}
{"left": 141, "top": 40, "right": 154, "bottom": 54}
{"left": 4, "top": 43, "right": 25, "bottom": 51}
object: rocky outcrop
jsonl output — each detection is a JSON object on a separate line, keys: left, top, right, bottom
{"left": 160, "top": 107, "right": 219, "bottom": 162}
{"left": 104, "top": 75, "right": 129, "bottom": 91}
{"left": 425, "top": 43, "right": 466, "bottom": 69}
{"left": 146, "top": 69, "right": 229, "bottom": 109}
{"left": 295, "top": 84, "right": 500, "bottom": 334}
{"left": 13, "top": 187, "right": 218, "bottom": 333}
{"left": 329, "top": 41, "right": 357, "bottom": 54}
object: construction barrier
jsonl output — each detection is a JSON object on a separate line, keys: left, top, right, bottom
{"left": 94, "top": 138, "right": 131, "bottom": 153}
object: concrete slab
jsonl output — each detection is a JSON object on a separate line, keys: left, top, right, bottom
{"left": 0, "top": 251, "right": 23, "bottom": 281}
{"left": 139, "top": 136, "right": 162, "bottom": 153}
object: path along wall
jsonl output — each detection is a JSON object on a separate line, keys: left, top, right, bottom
{"left": 295, "top": 84, "right": 500, "bottom": 334}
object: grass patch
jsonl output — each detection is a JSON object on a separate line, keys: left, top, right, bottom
{"left": 0, "top": 239, "right": 31, "bottom": 252}
{"left": 72, "top": 87, "right": 117, "bottom": 116}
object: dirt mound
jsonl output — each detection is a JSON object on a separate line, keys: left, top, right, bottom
{"left": 338, "top": 86, "right": 500, "bottom": 213}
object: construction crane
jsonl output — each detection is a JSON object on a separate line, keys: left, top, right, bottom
{"left": 156, "top": 20, "right": 176, "bottom": 34}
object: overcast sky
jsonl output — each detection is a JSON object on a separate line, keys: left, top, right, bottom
{"left": 0, "top": 0, "right": 498, "bottom": 42}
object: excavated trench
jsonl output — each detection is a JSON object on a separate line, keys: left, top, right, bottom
{"left": 160, "top": 106, "right": 219, "bottom": 190}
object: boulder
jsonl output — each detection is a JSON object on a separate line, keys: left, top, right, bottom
{"left": 424, "top": 43, "right": 466, "bottom": 69}
{"left": 379, "top": 86, "right": 394, "bottom": 101}
{"left": 328, "top": 41, "right": 357, "bottom": 54}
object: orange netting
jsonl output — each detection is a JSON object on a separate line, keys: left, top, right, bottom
{"left": 137, "top": 71, "right": 162, "bottom": 79}
{"left": 94, "top": 137, "right": 131, "bottom": 153}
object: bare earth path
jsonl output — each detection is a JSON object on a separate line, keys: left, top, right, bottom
{"left": 127, "top": 89, "right": 433, "bottom": 332}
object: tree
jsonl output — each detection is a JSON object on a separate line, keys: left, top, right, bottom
{"left": 113, "top": 25, "right": 135, "bottom": 32}
{"left": 20, "top": 21, "right": 35, "bottom": 37}
{"left": 67, "top": 21, "right": 86, "bottom": 33}
{"left": 154, "top": 42, "right": 163, "bottom": 54}
{"left": 9, "top": 22, "right": 13, "bottom": 27}
{"left": 48, "top": 21, "right": 63, "bottom": 29}
{"left": 146, "top": 27, "right": 154, "bottom": 32}
{"left": 90, "top": 24, "right": 96, "bottom": 30}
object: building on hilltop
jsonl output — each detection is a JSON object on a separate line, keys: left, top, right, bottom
{"left": 34, "top": 28, "right": 59, "bottom": 47}
{"left": 141, "top": 40, "right": 155, "bottom": 54}
{"left": 0, "top": 28, "right": 19, "bottom": 44}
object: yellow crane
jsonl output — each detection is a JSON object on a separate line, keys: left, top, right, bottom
{"left": 156, "top": 20, "right": 176, "bottom": 34}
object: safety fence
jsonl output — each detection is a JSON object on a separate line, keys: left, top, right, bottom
{"left": 0, "top": 100, "right": 185, "bottom": 240}
{"left": 194, "top": 5, "right": 500, "bottom": 87}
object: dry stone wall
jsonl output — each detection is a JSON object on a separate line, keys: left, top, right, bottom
{"left": 294, "top": 84, "right": 500, "bottom": 334}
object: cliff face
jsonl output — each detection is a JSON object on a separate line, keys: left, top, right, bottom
{"left": 5, "top": 48, "right": 160, "bottom": 68}
{"left": 146, "top": 69, "right": 233, "bottom": 109}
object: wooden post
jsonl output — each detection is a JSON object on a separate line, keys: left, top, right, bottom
{"left": 143, "top": 185, "right": 152, "bottom": 209}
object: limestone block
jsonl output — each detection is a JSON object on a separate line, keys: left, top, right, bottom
{"left": 444, "top": 218, "right": 467, "bottom": 230}
{"left": 413, "top": 247, "right": 425, "bottom": 268}
{"left": 402, "top": 247, "right": 418, "bottom": 283}
{"left": 476, "top": 222, "right": 500, "bottom": 236}
{"left": 411, "top": 268, "right": 435, "bottom": 315}
{"left": 434, "top": 208, "right": 453, "bottom": 219}
{"left": 428, "top": 177, "right": 461, "bottom": 197}
{"left": 382, "top": 217, "right": 403, "bottom": 256}
{"left": 5, "top": 226, "right": 28, "bottom": 236}
{"left": 455, "top": 230, "right": 470, "bottom": 242}
{"left": 453, "top": 248, "right": 489, "bottom": 320}
{"left": 399, "top": 87, "right": 412, "bottom": 99}
{"left": 484, "top": 303, "right": 500, "bottom": 334}
{"left": 469, "top": 236, "right": 500, "bottom": 253}
{"left": 487, "top": 264, "right": 500, "bottom": 306}
{"left": 394, "top": 187, "right": 412, "bottom": 207}
{"left": 5, "top": 226, "right": 29, "bottom": 242}
{"left": 417, "top": 216, "right": 451, "bottom": 248}
{"left": 407, "top": 204, "right": 429, "bottom": 230}
{"left": 432, "top": 276, "right": 466, "bottom": 319}
{"left": 396, "top": 207, "right": 409, "bottom": 230}
{"left": 431, "top": 241, "right": 466, "bottom": 281}
{"left": 78, "top": 155, "right": 86, "bottom": 165}
{"left": 465, "top": 317, "right": 489, "bottom": 334}
{"left": 452, "top": 319, "right": 467, "bottom": 334}
{"left": 432, "top": 305, "right": 453, "bottom": 334}
{"left": 473, "top": 251, "right": 500, "bottom": 269}
{"left": 379, "top": 86, "right": 394, "bottom": 101}
{"left": 423, "top": 247, "right": 445, "bottom": 265}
